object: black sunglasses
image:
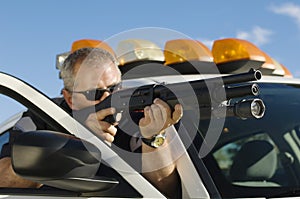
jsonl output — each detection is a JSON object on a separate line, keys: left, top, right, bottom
{"left": 71, "top": 83, "right": 122, "bottom": 101}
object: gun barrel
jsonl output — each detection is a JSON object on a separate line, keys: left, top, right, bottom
{"left": 224, "top": 83, "right": 260, "bottom": 99}
{"left": 221, "top": 68, "right": 262, "bottom": 85}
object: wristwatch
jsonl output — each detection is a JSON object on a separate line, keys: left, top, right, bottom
{"left": 141, "top": 132, "right": 166, "bottom": 148}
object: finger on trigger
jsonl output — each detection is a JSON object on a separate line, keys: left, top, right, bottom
{"left": 96, "top": 107, "right": 116, "bottom": 120}
{"left": 172, "top": 104, "right": 183, "bottom": 122}
{"left": 154, "top": 98, "right": 171, "bottom": 117}
{"left": 152, "top": 103, "right": 166, "bottom": 123}
{"left": 154, "top": 103, "right": 168, "bottom": 123}
{"left": 144, "top": 106, "right": 154, "bottom": 122}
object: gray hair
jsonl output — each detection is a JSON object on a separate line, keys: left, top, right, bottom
{"left": 60, "top": 47, "right": 119, "bottom": 90}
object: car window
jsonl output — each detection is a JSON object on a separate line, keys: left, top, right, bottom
{"left": 0, "top": 95, "right": 25, "bottom": 126}
{"left": 213, "top": 133, "right": 289, "bottom": 187}
{"left": 0, "top": 94, "right": 25, "bottom": 153}
{"left": 0, "top": 131, "right": 9, "bottom": 150}
{"left": 202, "top": 83, "right": 300, "bottom": 198}
{"left": 0, "top": 84, "right": 145, "bottom": 198}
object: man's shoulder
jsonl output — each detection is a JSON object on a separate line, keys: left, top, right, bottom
{"left": 52, "top": 97, "right": 65, "bottom": 104}
{"left": 51, "top": 97, "right": 72, "bottom": 114}
{"left": 16, "top": 96, "right": 71, "bottom": 131}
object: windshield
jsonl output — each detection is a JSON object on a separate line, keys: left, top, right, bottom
{"left": 202, "top": 82, "right": 300, "bottom": 198}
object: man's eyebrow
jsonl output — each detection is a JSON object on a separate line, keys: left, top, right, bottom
{"left": 96, "top": 82, "right": 120, "bottom": 90}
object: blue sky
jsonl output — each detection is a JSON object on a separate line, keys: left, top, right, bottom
{"left": 1, "top": 0, "right": 300, "bottom": 123}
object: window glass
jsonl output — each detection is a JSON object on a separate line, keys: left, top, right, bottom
{"left": 202, "top": 83, "right": 300, "bottom": 198}
{"left": 0, "top": 94, "right": 25, "bottom": 125}
{"left": 0, "top": 94, "right": 25, "bottom": 152}
{"left": 213, "top": 133, "right": 286, "bottom": 186}
{"left": 0, "top": 87, "right": 142, "bottom": 197}
{"left": 0, "top": 132, "right": 9, "bottom": 149}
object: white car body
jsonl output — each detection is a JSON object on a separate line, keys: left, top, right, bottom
{"left": 1, "top": 71, "right": 300, "bottom": 198}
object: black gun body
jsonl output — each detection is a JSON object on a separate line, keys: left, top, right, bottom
{"left": 128, "top": 68, "right": 260, "bottom": 109}
{"left": 74, "top": 69, "right": 263, "bottom": 124}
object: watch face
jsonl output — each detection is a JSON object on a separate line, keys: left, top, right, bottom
{"left": 152, "top": 135, "right": 165, "bottom": 148}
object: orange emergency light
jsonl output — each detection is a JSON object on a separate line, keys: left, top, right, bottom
{"left": 281, "top": 64, "right": 293, "bottom": 78}
{"left": 270, "top": 58, "right": 293, "bottom": 77}
{"left": 115, "top": 39, "right": 165, "bottom": 78}
{"left": 56, "top": 39, "right": 115, "bottom": 77}
{"left": 212, "top": 38, "right": 267, "bottom": 73}
{"left": 164, "top": 39, "right": 213, "bottom": 65}
{"left": 164, "top": 39, "right": 217, "bottom": 74}
{"left": 116, "top": 39, "right": 164, "bottom": 66}
{"left": 71, "top": 39, "right": 115, "bottom": 57}
{"left": 256, "top": 51, "right": 276, "bottom": 74}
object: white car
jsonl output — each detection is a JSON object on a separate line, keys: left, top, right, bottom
{"left": 1, "top": 38, "right": 300, "bottom": 198}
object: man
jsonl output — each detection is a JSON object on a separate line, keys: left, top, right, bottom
{"left": 0, "top": 47, "right": 183, "bottom": 198}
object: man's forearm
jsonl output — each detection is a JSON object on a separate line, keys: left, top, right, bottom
{"left": 141, "top": 141, "right": 180, "bottom": 198}
{"left": 0, "top": 157, "right": 41, "bottom": 188}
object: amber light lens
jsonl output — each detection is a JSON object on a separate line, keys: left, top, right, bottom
{"left": 164, "top": 39, "right": 213, "bottom": 65}
{"left": 212, "top": 38, "right": 266, "bottom": 65}
{"left": 116, "top": 39, "right": 164, "bottom": 66}
{"left": 71, "top": 39, "right": 115, "bottom": 56}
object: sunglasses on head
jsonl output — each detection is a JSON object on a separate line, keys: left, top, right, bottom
{"left": 71, "top": 83, "right": 122, "bottom": 101}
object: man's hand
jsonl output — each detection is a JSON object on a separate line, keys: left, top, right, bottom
{"left": 139, "top": 98, "right": 183, "bottom": 139}
{"left": 85, "top": 107, "right": 117, "bottom": 143}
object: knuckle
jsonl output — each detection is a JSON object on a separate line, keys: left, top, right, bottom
{"left": 151, "top": 104, "right": 159, "bottom": 110}
{"left": 105, "top": 133, "right": 114, "bottom": 143}
{"left": 108, "top": 125, "right": 117, "bottom": 136}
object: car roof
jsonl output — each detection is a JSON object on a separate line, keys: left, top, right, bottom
{"left": 122, "top": 74, "right": 300, "bottom": 88}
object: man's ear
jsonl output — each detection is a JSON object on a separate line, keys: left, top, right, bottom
{"left": 62, "top": 89, "right": 73, "bottom": 109}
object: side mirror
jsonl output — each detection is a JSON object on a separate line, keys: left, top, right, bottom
{"left": 12, "top": 130, "right": 118, "bottom": 193}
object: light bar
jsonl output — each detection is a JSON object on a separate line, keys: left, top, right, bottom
{"left": 259, "top": 51, "right": 276, "bottom": 74}
{"left": 71, "top": 39, "right": 115, "bottom": 56}
{"left": 212, "top": 38, "right": 273, "bottom": 73}
{"left": 56, "top": 51, "right": 70, "bottom": 71}
{"left": 212, "top": 38, "right": 266, "bottom": 64}
{"left": 164, "top": 39, "right": 213, "bottom": 65}
{"left": 116, "top": 39, "right": 164, "bottom": 66}
{"left": 281, "top": 64, "right": 293, "bottom": 78}
{"left": 56, "top": 39, "right": 116, "bottom": 77}
{"left": 271, "top": 58, "right": 293, "bottom": 77}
